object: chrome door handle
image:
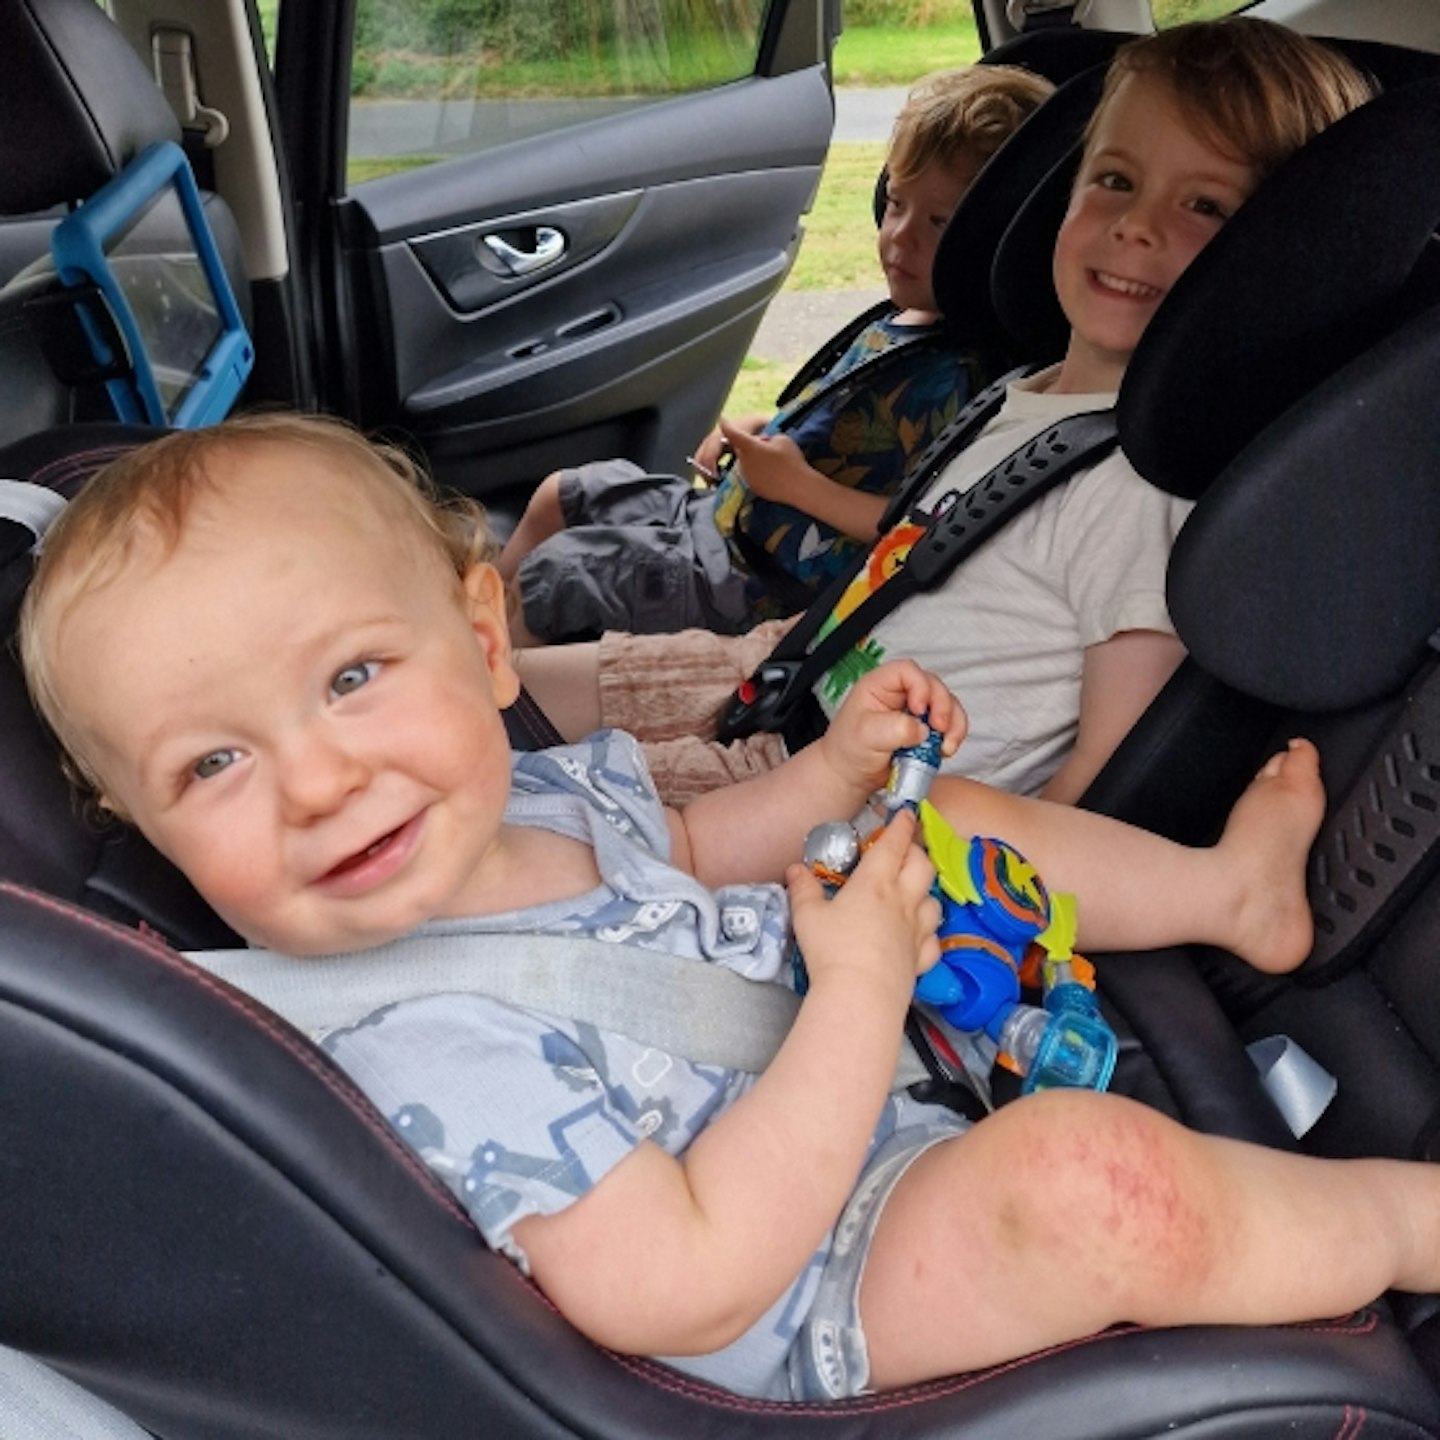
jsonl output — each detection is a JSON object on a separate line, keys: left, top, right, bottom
{"left": 480, "top": 226, "right": 566, "bottom": 276}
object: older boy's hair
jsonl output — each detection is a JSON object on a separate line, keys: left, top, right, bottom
{"left": 1094, "top": 17, "right": 1375, "bottom": 179}
{"left": 19, "top": 412, "right": 495, "bottom": 797}
{"left": 887, "top": 64, "right": 1055, "bottom": 186}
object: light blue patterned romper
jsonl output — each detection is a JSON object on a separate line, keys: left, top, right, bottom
{"left": 322, "top": 732, "right": 970, "bottom": 1399}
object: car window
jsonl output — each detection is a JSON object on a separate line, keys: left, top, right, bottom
{"left": 345, "top": 0, "right": 769, "bottom": 183}
{"left": 1152, "top": 0, "right": 1252, "bottom": 24}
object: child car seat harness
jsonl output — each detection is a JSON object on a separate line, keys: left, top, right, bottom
{"left": 717, "top": 368, "right": 1120, "bottom": 747}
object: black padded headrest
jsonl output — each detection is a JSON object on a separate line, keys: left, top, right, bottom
{"left": 930, "top": 63, "right": 1107, "bottom": 368}
{"left": 980, "top": 27, "right": 1135, "bottom": 86}
{"left": 0, "top": 0, "right": 181, "bottom": 215}
{"left": 1327, "top": 35, "right": 1440, "bottom": 91}
{"left": 1167, "top": 299, "right": 1440, "bottom": 713}
{"left": 1121, "top": 78, "right": 1440, "bottom": 501}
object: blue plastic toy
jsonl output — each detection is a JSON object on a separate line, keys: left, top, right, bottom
{"left": 795, "top": 720, "right": 1117, "bottom": 1095}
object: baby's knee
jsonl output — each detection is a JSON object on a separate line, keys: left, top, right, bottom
{"left": 981, "top": 1092, "right": 1222, "bottom": 1289}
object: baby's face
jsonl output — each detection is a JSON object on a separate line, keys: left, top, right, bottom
{"left": 1051, "top": 72, "right": 1259, "bottom": 393}
{"left": 53, "top": 448, "right": 520, "bottom": 954}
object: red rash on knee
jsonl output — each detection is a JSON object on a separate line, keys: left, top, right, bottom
{"left": 996, "top": 1098, "right": 1219, "bottom": 1305}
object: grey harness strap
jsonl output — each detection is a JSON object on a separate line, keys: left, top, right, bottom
{"left": 187, "top": 930, "right": 933, "bottom": 1089}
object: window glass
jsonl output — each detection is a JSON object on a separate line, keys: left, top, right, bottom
{"left": 257, "top": 0, "right": 279, "bottom": 63}
{"left": 348, "top": 0, "right": 768, "bottom": 183}
{"left": 1152, "top": 0, "right": 1252, "bottom": 25}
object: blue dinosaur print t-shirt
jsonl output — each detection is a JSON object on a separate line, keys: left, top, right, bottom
{"left": 710, "top": 316, "right": 974, "bottom": 617}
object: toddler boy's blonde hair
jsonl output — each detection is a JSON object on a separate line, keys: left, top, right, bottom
{"left": 887, "top": 63, "right": 1055, "bottom": 187}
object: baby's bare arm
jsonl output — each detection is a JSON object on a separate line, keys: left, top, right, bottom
{"left": 669, "top": 660, "right": 965, "bottom": 889}
{"left": 512, "top": 820, "right": 937, "bottom": 1356}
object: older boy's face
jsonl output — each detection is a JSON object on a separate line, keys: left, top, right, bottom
{"left": 878, "top": 156, "right": 979, "bottom": 317}
{"left": 1051, "top": 72, "right": 1258, "bottom": 394}
{"left": 53, "top": 449, "right": 522, "bottom": 955}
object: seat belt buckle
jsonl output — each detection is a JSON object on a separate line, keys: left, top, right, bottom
{"left": 716, "top": 659, "right": 807, "bottom": 742}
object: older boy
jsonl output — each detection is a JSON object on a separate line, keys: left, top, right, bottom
{"left": 27, "top": 411, "right": 1440, "bottom": 1407}
{"left": 498, "top": 64, "right": 1054, "bottom": 643}
{"left": 517, "top": 18, "right": 1375, "bottom": 806}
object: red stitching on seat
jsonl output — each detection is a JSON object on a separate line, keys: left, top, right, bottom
{"left": 30, "top": 445, "right": 137, "bottom": 491}
{"left": 1334, "top": 1403, "right": 1366, "bottom": 1438}
{"left": 604, "top": 1311, "right": 1383, "bottom": 1414}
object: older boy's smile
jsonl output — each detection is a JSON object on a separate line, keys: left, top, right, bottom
{"left": 1050, "top": 71, "right": 1257, "bottom": 394}
{"left": 1089, "top": 270, "right": 1164, "bottom": 301}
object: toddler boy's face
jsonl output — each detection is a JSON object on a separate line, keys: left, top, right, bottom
{"left": 1051, "top": 71, "right": 1259, "bottom": 393}
{"left": 52, "top": 447, "right": 521, "bottom": 955}
{"left": 878, "top": 155, "right": 979, "bottom": 317}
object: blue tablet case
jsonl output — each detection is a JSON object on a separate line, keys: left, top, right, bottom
{"left": 49, "top": 141, "right": 254, "bottom": 428}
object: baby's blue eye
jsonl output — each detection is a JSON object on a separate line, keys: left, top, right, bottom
{"left": 193, "top": 749, "right": 239, "bottom": 781}
{"left": 331, "top": 660, "right": 378, "bottom": 698}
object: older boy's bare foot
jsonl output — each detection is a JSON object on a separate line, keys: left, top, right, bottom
{"left": 1213, "top": 739, "right": 1325, "bottom": 974}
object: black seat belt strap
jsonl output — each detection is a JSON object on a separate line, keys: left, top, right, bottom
{"left": 737, "top": 365, "right": 1026, "bottom": 674}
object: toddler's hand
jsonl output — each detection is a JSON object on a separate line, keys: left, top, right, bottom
{"left": 819, "top": 660, "right": 967, "bottom": 799}
{"left": 694, "top": 413, "right": 766, "bottom": 476}
{"left": 718, "top": 422, "right": 808, "bottom": 502}
{"left": 787, "top": 811, "right": 941, "bottom": 1000}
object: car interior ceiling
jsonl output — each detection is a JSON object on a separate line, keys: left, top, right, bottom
{"left": 6, "top": 1, "right": 1440, "bottom": 1437}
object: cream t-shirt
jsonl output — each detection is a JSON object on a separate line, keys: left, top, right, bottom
{"left": 815, "top": 366, "right": 1195, "bottom": 797}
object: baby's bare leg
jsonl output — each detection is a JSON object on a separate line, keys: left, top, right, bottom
{"left": 861, "top": 1090, "right": 1440, "bottom": 1388}
{"left": 927, "top": 740, "right": 1324, "bottom": 973}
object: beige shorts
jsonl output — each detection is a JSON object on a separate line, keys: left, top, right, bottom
{"left": 596, "top": 619, "right": 797, "bottom": 806}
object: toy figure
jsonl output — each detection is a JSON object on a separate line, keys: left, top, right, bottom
{"left": 796, "top": 722, "right": 1118, "bottom": 1094}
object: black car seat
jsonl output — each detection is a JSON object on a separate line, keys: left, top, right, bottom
{"left": 0, "top": 0, "right": 252, "bottom": 450}
{"left": 1056, "top": 74, "right": 1440, "bottom": 1391}
{"left": 5, "top": 63, "right": 1440, "bottom": 1440}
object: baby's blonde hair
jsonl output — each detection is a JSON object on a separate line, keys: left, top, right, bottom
{"left": 19, "top": 412, "right": 496, "bottom": 798}
{"left": 1088, "top": 17, "right": 1375, "bottom": 180}
{"left": 887, "top": 63, "right": 1055, "bottom": 187}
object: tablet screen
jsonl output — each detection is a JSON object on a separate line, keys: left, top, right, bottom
{"left": 50, "top": 141, "right": 253, "bottom": 428}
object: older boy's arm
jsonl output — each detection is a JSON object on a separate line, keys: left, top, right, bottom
{"left": 512, "top": 822, "right": 932, "bottom": 1358}
{"left": 1040, "top": 629, "right": 1186, "bottom": 805}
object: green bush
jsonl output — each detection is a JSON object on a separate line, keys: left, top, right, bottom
{"left": 841, "top": 0, "right": 971, "bottom": 25}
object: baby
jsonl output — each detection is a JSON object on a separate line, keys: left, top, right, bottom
{"left": 23, "top": 414, "right": 1440, "bottom": 1405}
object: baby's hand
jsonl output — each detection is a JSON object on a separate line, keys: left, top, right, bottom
{"left": 787, "top": 812, "right": 941, "bottom": 1001}
{"left": 819, "top": 660, "right": 967, "bottom": 799}
{"left": 719, "top": 422, "right": 809, "bottom": 502}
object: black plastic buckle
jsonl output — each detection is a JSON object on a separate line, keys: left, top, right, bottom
{"left": 715, "top": 658, "right": 808, "bottom": 743}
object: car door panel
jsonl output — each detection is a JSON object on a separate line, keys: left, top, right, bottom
{"left": 338, "top": 62, "right": 834, "bottom": 501}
